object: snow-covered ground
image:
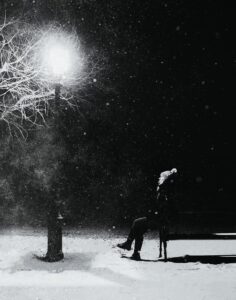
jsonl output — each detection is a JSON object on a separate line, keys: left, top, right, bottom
{"left": 0, "top": 228, "right": 236, "bottom": 300}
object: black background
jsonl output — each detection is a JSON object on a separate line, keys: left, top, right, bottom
{"left": 0, "top": 0, "right": 235, "bottom": 227}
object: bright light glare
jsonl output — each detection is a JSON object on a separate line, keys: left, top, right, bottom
{"left": 40, "top": 30, "right": 84, "bottom": 82}
{"left": 47, "top": 45, "right": 71, "bottom": 76}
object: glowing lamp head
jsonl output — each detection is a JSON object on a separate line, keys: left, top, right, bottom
{"left": 47, "top": 45, "right": 71, "bottom": 76}
{"left": 40, "top": 29, "right": 84, "bottom": 84}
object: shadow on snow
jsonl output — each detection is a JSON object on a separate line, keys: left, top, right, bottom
{"left": 159, "top": 255, "right": 236, "bottom": 264}
{"left": 4, "top": 252, "right": 141, "bottom": 286}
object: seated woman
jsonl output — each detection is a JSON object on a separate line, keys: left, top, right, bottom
{"left": 117, "top": 168, "right": 178, "bottom": 260}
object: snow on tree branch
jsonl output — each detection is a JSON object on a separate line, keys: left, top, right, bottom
{"left": 0, "top": 18, "right": 100, "bottom": 137}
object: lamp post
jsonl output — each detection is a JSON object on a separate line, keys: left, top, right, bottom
{"left": 43, "top": 42, "right": 73, "bottom": 262}
{"left": 45, "top": 83, "right": 64, "bottom": 262}
{"left": 37, "top": 30, "right": 84, "bottom": 262}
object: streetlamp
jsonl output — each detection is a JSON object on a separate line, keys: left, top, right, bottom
{"left": 40, "top": 34, "right": 82, "bottom": 262}
{"left": 46, "top": 44, "right": 70, "bottom": 262}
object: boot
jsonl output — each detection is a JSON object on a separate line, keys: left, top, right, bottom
{"left": 117, "top": 240, "right": 132, "bottom": 251}
{"left": 131, "top": 251, "right": 141, "bottom": 261}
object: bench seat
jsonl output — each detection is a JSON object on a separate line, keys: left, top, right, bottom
{"left": 167, "top": 233, "right": 236, "bottom": 240}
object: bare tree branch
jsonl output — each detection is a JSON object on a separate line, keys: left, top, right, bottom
{"left": 0, "top": 18, "right": 101, "bottom": 137}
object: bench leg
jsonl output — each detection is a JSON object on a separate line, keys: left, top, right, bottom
{"left": 159, "top": 234, "right": 162, "bottom": 258}
{"left": 163, "top": 240, "right": 167, "bottom": 261}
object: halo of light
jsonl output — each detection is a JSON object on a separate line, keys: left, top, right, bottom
{"left": 47, "top": 44, "right": 71, "bottom": 76}
{"left": 39, "top": 28, "right": 84, "bottom": 83}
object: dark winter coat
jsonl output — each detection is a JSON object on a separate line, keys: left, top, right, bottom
{"left": 147, "top": 174, "right": 177, "bottom": 225}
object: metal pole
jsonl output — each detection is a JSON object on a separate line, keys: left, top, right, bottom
{"left": 45, "top": 83, "right": 64, "bottom": 262}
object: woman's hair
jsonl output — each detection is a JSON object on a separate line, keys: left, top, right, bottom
{"left": 158, "top": 168, "right": 177, "bottom": 186}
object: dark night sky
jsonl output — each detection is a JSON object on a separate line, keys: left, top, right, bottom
{"left": 81, "top": 1, "right": 235, "bottom": 210}
{"left": 0, "top": 0, "right": 235, "bottom": 217}
{"left": 90, "top": 1, "right": 234, "bottom": 210}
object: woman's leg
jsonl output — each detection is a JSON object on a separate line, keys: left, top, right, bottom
{"left": 117, "top": 217, "right": 148, "bottom": 251}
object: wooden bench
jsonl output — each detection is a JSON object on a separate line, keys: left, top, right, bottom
{"left": 160, "top": 232, "right": 236, "bottom": 261}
